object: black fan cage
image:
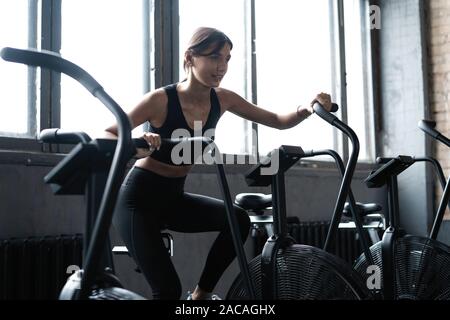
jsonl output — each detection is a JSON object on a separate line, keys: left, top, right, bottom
{"left": 226, "top": 244, "right": 370, "bottom": 300}
{"left": 354, "top": 235, "right": 450, "bottom": 300}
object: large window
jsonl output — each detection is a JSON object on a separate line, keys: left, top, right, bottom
{"left": 0, "top": 0, "right": 38, "bottom": 138}
{"left": 344, "top": 0, "right": 375, "bottom": 161}
{"left": 0, "top": 0, "right": 374, "bottom": 163}
{"left": 60, "top": 0, "right": 147, "bottom": 139}
{"left": 178, "top": 0, "right": 253, "bottom": 155}
{"left": 255, "top": 0, "right": 335, "bottom": 156}
{"left": 178, "top": 0, "right": 374, "bottom": 161}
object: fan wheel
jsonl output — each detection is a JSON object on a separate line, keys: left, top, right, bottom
{"left": 354, "top": 235, "right": 450, "bottom": 300}
{"left": 226, "top": 244, "right": 369, "bottom": 300}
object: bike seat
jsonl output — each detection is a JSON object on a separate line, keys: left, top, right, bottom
{"left": 235, "top": 193, "right": 272, "bottom": 212}
{"left": 342, "top": 202, "right": 382, "bottom": 218}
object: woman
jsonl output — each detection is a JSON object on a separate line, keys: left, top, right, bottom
{"left": 106, "top": 27, "right": 333, "bottom": 300}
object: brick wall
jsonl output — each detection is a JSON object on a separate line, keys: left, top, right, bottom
{"left": 427, "top": 0, "right": 450, "bottom": 218}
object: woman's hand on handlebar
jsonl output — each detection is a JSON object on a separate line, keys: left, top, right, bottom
{"left": 310, "top": 92, "right": 332, "bottom": 112}
{"left": 135, "top": 132, "right": 161, "bottom": 159}
{"left": 297, "top": 92, "right": 333, "bottom": 117}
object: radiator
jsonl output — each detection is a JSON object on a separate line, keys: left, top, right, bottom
{"left": 287, "top": 221, "right": 363, "bottom": 264}
{"left": 0, "top": 234, "right": 83, "bottom": 300}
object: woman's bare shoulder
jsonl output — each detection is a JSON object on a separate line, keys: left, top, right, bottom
{"left": 214, "top": 87, "right": 242, "bottom": 109}
{"left": 214, "top": 86, "right": 234, "bottom": 96}
{"left": 127, "top": 87, "right": 169, "bottom": 128}
{"left": 141, "top": 87, "right": 168, "bottom": 108}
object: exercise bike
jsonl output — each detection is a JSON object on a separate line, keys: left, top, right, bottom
{"left": 0, "top": 47, "right": 156, "bottom": 299}
{"left": 1, "top": 47, "right": 234, "bottom": 300}
{"left": 226, "top": 103, "right": 376, "bottom": 300}
{"left": 351, "top": 120, "right": 450, "bottom": 300}
{"left": 1, "top": 46, "right": 375, "bottom": 301}
{"left": 0, "top": 46, "right": 266, "bottom": 300}
{"left": 235, "top": 153, "right": 385, "bottom": 259}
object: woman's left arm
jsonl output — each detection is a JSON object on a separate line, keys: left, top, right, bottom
{"left": 217, "top": 88, "right": 331, "bottom": 130}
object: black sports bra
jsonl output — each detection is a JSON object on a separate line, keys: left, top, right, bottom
{"left": 147, "top": 83, "right": 222, "bottom": 166}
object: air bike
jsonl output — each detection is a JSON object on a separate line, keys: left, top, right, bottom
{"left": 350, "top": 119, "right": 450, "bottom": 300}
{"left": 1, "top": 46, "right": 375, "bottom": 300}
{"left": 226, "top": 102, "right": 376, "bottom": 299}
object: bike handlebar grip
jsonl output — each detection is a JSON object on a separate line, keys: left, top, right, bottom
{"left": 1, "top": 47, "right": 102, "bottom": 94}
{"left": 132, "top": 138, "right": 148, "bottom": 149}
{"left": 330, "top": 103, "right": 339, "bottom": 112}
{"left": 376, "top": 157, "right": 394, "bottom": 164}
{"left": 133, "top": 137, "right": 181, "bottom": 150}
{"left": 169, "top": 136, "right": 214, "bottom": 145}
{"left": 313, "top": 102, "right": 339, "bottom": 124}
{"left": 302, "top": 150, "right": 316, "bottom": 157}
{"left": 133, "top": 137, "right": 215, "bottom": 149}
{"left": 38, "top": 128, "right": 59, "bottom": 142}
{"left": 39, "top": 128, "right": 91, "bottom": 144}
{"left": 418, "top": 119, "right": 440, "bottom": 139}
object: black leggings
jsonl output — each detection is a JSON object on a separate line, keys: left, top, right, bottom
{"left": 112, "top": 166, "right": 250, "bottom": 300}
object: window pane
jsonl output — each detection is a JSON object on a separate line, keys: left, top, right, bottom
{"left": 0, "top": 0, "right": 36, "bottom": 137}
{"left": 344, "top": 0, "right": 373, "bottom": 161}
{"left": 60, "top": 0, "right": 145, "bottom": 138}
{"left": 179, "top": 0, "right": 251, "bottom": 155}
{"left": 256, "top": 0, "right": 335, "bottom": 156}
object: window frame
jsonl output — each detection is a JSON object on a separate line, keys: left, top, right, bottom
{"left": 0, "top": 0, "right": 376, "bottom": 165}
{"left": 172, "top": 0, "right": 376, "bottom": 162}
{"left": 0, "top": 0, "right": 40, "bottom": 152}
{"left": 0, "top": 0, "right": 155, "bottom": 155}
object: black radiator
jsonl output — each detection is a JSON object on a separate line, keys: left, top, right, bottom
{"left": 287, "top": 221, "right": 363, "bottom": 264}
{"left": 0, "top": 234, "right": 83, "bottom": 300}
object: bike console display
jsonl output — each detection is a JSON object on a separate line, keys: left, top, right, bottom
{"left": 245, "top": 145, "right": 305, "bottom": 186}
{"left": 365, "top": 155, "right": 414, "bottom": 188}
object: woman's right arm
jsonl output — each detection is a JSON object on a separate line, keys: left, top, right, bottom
{"left": 104, "top": 88, "right": 166, "bottom": 137}
{"left": 104, "top": 88, "right": 166, "bottom": 153}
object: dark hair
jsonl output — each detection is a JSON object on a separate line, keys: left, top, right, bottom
{"left": 184, "top": 27, "right": 233, "bottom": 71}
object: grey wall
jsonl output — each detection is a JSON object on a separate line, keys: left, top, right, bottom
{"left": 0, "top": 163, "right": 85, "bottom": 238}
{"left": 0, "top": 154, "right": 385, "bottom": 299}
{"left": 378, "top": 0, "right": 433, "bottom": 236}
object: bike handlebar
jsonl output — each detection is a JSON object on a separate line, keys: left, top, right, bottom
{"left": 419, "top": 119, "right": 450, "bottom": 148}
{"left": 1, "top": 47, "right": 102, "bottom": 94}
